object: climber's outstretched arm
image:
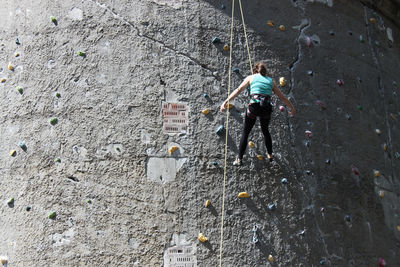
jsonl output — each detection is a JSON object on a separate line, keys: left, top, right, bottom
{"left": 220, "top": 76, "right": 251, "bottom": 111}
{"left": 273, "top": 82, "right": 296, "bottom": 116}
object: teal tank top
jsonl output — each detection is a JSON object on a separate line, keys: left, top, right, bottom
{"left": 250, "top": 74, "right": 273, "bottom": 96}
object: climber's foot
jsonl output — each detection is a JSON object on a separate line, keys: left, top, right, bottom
{"left": 267, "top": 154, "right": 273, "bottom": 162}
{"left": 233, "top": 158, "right": 242, "bottom": 166}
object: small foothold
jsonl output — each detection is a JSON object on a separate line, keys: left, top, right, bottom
{"left": 267, "top": 20, "right": 274, "bottom": 27}
{"left": 348, "top": 31, "right": 353, "bottom": 36}
{"left": 86, "top": 199, "right": 92, "bottom": 204}
{"left": 346, "top": 113, "right": 351, "bottom": 120}
{"left": 395, "top": 152, "right": 400, "bottom": 159}
{"left": 0, "top": 256, "right": 8, "bottom": 265}
{"left": 375, "top": 40, "right": 380, "bottom": 46}
{"left": 55, "top": 92, "right": 61, "bottom": 98}
{"left": 205, "top": 200, "right": 211, "bottom": 207}
{"left": 345, "top": 214, "right": 351, "bottom": 222}
{"left": 321, "top": 207, "right": 325, "bottom": 212}
{"left": 201, "top": 108, "right": 210, "bottom": 115}
{"left": 211, "top": 37, "right": 221, "bottom": 44}
{"left": 203, "top": 93, "right": 209, "bottom": 98}
{"left": 397, "top": 225, "right": 400, "bottom": 231}
{"left": 279, "top": 77, "right": 286, "bottom": 87}
{"left": 49, "top": 117, "right": 58, "bottom": 125}
{"left": 279, "top": 25, "right": 285, "bottom": 31}
{"left": 238, "top": 192, "right": 250, "bottom": 198}
{"left": 307, "top": 70, "right": 313, "bottom": 76}
{"left": 320, "top": 259, "right": 326, "bottom": 265}
{"left": 306, "top": 36, "right": 312, "bottom": 47}
{"left": 223, "top": 44, "right": 229, "bottom": 51}
{"left": 325, "top": 159, "right": 331, "bottom": 164}
{"left": 375, "top": 129, "right": 382, "bottom": 135}
{"left": 7, "top": 198, "right": 14, "bottom": 205}
{"left": 198, "top": 233, "right": 208, "bottom": 243}
{"left": 359, "top": 35, "right": 365, "bottom": 43}
{"left": 351, "top": 165, "right": 359, "bottom": 175}
{"left": 383, "top": 143, "right": 388, "bottom": 151}
{"left": 306, "top": 170, "right": 311, "bottom": 175}
{"left": 18, "top": 141, "right": 27, "bottom": 150}
{"left": 15, "top": 52, "right": 19, "bottom": 57}
{"left": 232, "top": 68, "right": 240, "bottom": 74}
{"left": 8, "top": 62, "right": 14, "bottom": 71}
{"left": 305, "top": 130, "right": 312, "bottom": 138}
{"left": 26, "top": 206, "right": 31, "bottom": 211}
{"left": 16, "top": 38, "right": 21, "bottom": 45}
{"left": 373, "top": 170, "right": 381, "bottom": 177}
{"left": 1, "top": 78, "right": 6, "bottom": 83}
{"left": 211, "top": 161, "right": 218, "bottom": 166}
{"left": 10, "top": 150, "right": 16, "bottom": 157}
{"left": 216, "top": 125, "right": 225, "bottom": 136}
{"left": 369, "top": 18, "right": 376, "bottom": 24}
{"left": 393, "top": 81, "right": 398, "bottom": 86}
{"left": 220, "top": 4, "right": 225, "bottom": 9}
{"left": 379, "top": 190, "right": 385, "bottom": 198}
{"left": 17, "top": 86, "right": 23, "bottom": 94}
{"left": 268, "top": 203, "right": 277, "bottom": 211}
{"left": 50, "top": 16, "right": 57, "bottom": 23}
{"left": 268, "top": 255, "right": 275, "bottom": 262}
{"left": 78, "top": 51, "right": 86, "bottom": 57}
{"left": 329, "top": 30, "right": 335, "bottom": 36}
{"left": 248, "top": 141, "right": 255, "bottom": 148}
{"left": 336, "top": 79, "right": 344, "bottom": 86}
{"left": 378, "top": 257, "right": 387, "bottom": 267}
{"left": 316, "top": 100, "right": 327, "bottom": 110}
{"left": 49, "top": 211, "right": 57, "bottom": 220}
{"left": 357, "top": 105, "right": 363, "bottom": 111}
{"left": 256, "top": 155, "right": 263, "bottom": 160}
{"left": 168, "top": 146, "right": 179, "bottom": 155}
{"left": 281, "top": 178, "right": 288, "bottom": 184}
{"left": 55, "top": 157, "right": 61, "bottom": 163}
{"left": 279, "top": 105, "right": 285, "bottom": 112}
{"left": 390, "top": 113, "right": 396, "bottom": 120}
{"left": 115, "top": 146, "right": 121, "bottom": 152}
{"left": 299, "top": 229, "right": 306, "bottom": 236}
{"left": 305, "top": 140, "right": 311, "bottom": 147}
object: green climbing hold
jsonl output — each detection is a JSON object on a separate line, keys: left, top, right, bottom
{"left": 359, "top": 35, "right": 365, "bottom": 43}
{"left": 55, "top": 92, "right": 61, "bottom": 98}
{"left": 15, "top": 38, "right": 20, "bottom": 45}
{"left": 86, "top": 199, "right": 92, "bottom": 204}
{"left": 49, "top": 117, "right": 58, "bottom": 125}
{"left": 395, "top": 152, "right": 400, "bottom": 159}
{"left": 26, "top": 206, "right": 31, "bottom": 211}
{"left": 375, "top": 40, "right": 380, "bottom": 46}
{"left": 48, "top": 211, "right": 57, "bottom": 219}
{"left": 7, "top": 198, "right": 14, "bottom": 205}
{"left": 55, "top": 157, "right": 61, "bottom": 163}
{"left": 78, "top": 51, "right": 86, "bottom": 57}
{"left": 17, "top": 86, "right": 23, "bottom": 94}
{"left": 357, "top": 105, "right": 363, "bottom": 111}
{"left": 50, "top": 16, "right": 57, "bottom": 24}
{"left": 115, "top": 147, "right": 121, "bottom": 152}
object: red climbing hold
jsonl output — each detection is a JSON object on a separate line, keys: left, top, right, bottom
{"left": 316, "top": 100, "right": 327, "bottom": 110}
{"left": 351, "top": 165, "right": 359, "bottom": 175}
{"left": 336, "top": 79, "right": 344, "bottom": 86}
{"left": 378, "top": 257, "right": 386, "bottom": 267}
{"left": 305, "top": 130, "right": 312, "bottom": 138}
{"left": 279, "top": 106, "right": 285, "bottom": 112}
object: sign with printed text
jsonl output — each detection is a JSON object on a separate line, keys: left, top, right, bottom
{"left": 162, "top": 102, "right": 188, "bottom": 134}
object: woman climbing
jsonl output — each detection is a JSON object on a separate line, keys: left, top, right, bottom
{"left": 220, "top": 62, "right": 295, "bottom": 166}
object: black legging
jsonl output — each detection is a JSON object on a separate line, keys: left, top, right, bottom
{"left": 238, "top": 102, "right": 272, "bottom": 159}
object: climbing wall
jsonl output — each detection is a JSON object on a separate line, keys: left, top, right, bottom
{"left": 0, "top": 0, "right": 399, "bottom": 266}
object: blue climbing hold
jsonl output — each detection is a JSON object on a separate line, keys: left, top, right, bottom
{"left": 18, "top": 141, "right": 27, "bottom": 151}
{"left": 212, "top": 37, "right": 221, "bottom": 44}
{"left": 211, "top": 161, "right": 218, "bottom": 166}
{"left": 325, "top": 158, "right": 331, "bottom": 164}
{"left": 233, "top": 68, "right": 240, "bottom": 74}
{"left": 320, "top": 259, "right": 326, "bottom": 265}
{"left": 346, "top": 113, "right": 351, "bottom": 120}
{"left": 345, "top": 214, "right": 351, "bottom": 222}
{"left": 307, "top": 70, "right": 313, "bottom": 76}
{"left": 216, "top": 125, "right": 225, "bottom": 136}
{"left": 268, "top": 203, "right": 277, "bottom": 211}
{"left": 281, "top": 178, "right": 288, "bottom": 184}
{"left": 203, "top": 93, "right": 209, "bottom": 98}
{"left": 221, "top": 4, "right": 226, "bottom": 9}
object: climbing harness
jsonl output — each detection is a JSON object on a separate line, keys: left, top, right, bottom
{"left": 219, "top": 0, "right": 253, "bottom": 266}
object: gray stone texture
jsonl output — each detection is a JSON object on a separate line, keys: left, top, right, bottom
{"left": 0, "top": 0, "right": 399, "bottom": 266}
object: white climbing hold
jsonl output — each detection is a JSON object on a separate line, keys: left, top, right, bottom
{"left": 375, "top": 129, "right": 382, "bottom": 135}
{"left": 386, "top": 28, "right": 393, "bottom": 43}
{"left": 305, "top": 130, "right": 312, "bottom": 138}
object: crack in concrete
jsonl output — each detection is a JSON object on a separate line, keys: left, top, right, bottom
{"left": 88, "top": 0, "right": 217, "bottom": 78}
{"left": 363, "top": 5, "right": 398, "bottom": 189}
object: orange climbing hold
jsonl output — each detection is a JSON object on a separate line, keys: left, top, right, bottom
{"left": 248, "top": 141, "right": 255, "bottom": 148}
{"left": 369, "top": 18, "right": 376, "bottom": 23}
{"left": 8, "top": 62, "right": 14, "bottom": 71}
{"left": 256, "top": 155, "right": 263, "bottom": 160}
{"left": 267, "top": 20, "right": 274, "bottom": 27}
{"left": 383, "top": 143, "right": 388, "bottom": 151}
{"left": 279, "top": 25, "right": 285, "bottom": 31}
{"left": 379, "top": 191, "right": 385, "bottom": 198}
{"left": 374, "top": 170, "right": 381, "bottom": 177}
{"left": 223, "top": 44, "right": 229, "bottom": 51}
{"left": 198, "top": 233, "right": 208, "bottom": 242}
{"left": 227, "top": 103, "right": 234, "bottom": 109}
{"left": 169, "top": 146, "right": 179, "bottom": 155}
{"left": 238, "top": 192, "right": 250, "bottom": 198}
{"left": 205, "top": 200, "right": 211, "bottom": 207}
{"left": 201, "top": 108, "right": 210, "bottom": 115}
{"left": 1, "top": 78, "right": 6, "bottom": 83}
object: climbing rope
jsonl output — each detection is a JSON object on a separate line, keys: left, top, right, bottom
{"left": 219, "top": 0, "right": 253, "bottom": 266}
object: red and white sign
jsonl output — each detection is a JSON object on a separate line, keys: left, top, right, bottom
{"left": 162, "top": 102, "right": 188, "bottom": 134}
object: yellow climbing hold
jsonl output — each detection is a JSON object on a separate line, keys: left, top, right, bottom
{"left": 169, "top": 146, "right": 179, "bottom": 155}
{"left": 397, "top": 225, "right": 400, "bottom": 231}
{"left": 379, "top": 190, "right": 385, "bottom": 198}
{"left": 267, "top": 20, "right": 274, "bottom": 27}
{"left": 1, "top": 78, "right": 6, "bottom": 83}
{"left": 223, "top": 44, "right": 229, "bottom": 51}
{"left": 383, "top": 143, "right": 388, "bottom": 151}
{"left": 268, "top": 255, "right": 275, "bottom": 262}
{"left": 374, "top": 170, "right": 381, "bottom": 177}
{"left": 198, "top": 233, "right": 208, "bottom": 243}
{"left": 0, "top": 256, "right": 8, "bottom": 265}
{"left": 279, "top": 77, "right": 287, "bottom": 87}
{"left": 249, "top": 141, "right": 255, "bottom": 148}
{"left": 369, "top": 18, "right": 376, "bottom": 23}
{"left": 238, "top": 192, "right": 250, "bottom": 198}
{"left": 15, "top": 52, "right": 20, "bottom": 57}
{"left": 202, "top": 108, "right": 210, "bottom": 115}
{"left": 10, "top": 150, "right": 16, "bottom": 157}
{"left": 205, "top": 200, "right": 211, "bottom": 207}
{"left": 8, "top": 62, "right": 14, "bottom": 71}
{"left": 279, "top": 25, "right": 285, "bottom": 31}
{"left": 227, "top": 103, "right": 234, "bottom": 109}
{"left": 256, "top": 155, "right": 263, "bottom": 160}
{"left": 391, "top": 113, "right": 396, "bottom": 120}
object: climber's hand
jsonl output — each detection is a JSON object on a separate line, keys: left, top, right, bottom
{"left": 220, "top": 100, "right": 227, "bottom": 112}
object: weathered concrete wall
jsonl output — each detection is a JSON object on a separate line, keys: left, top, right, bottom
{"left": 0, "top": 0, "right": 399, "bottom": 266}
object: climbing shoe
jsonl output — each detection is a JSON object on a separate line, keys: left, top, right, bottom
{"left": 233, "top": 158, "right": 242, "bottom": 166}
{"left": 267, "top": 154, "right": 273, "bottom": 162}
